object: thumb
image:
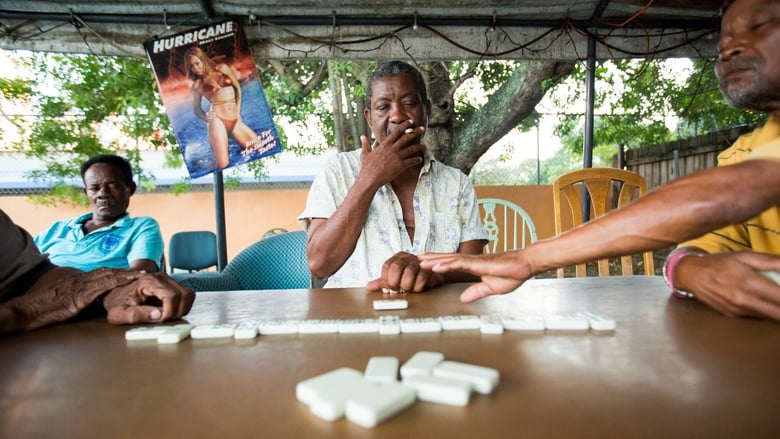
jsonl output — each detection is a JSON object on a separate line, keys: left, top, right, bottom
{"left": 365, "top": 277, "right": 382, "bottom": 292}
{"left": 107, "top": 305, "right": 163, "bottom": 325}
{"left": 360, "top": 135, "right": 373, "bottom": 154}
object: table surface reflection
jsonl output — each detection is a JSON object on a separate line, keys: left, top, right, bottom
{"left": 2, "top": 276, "right": 779, "bottom": 438}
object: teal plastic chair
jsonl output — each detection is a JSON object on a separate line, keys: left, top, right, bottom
{"left": 477, "top": 198, "right": 538, "bottom": 253}
{"left": 168, "top": 231, "right": 219, "bottom": 281}
{"left": 178, "top": 230, "right": 311, "bottom": 291}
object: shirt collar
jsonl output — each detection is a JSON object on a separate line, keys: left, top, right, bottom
{"left": 72, "top": 212, "right": 131, "bottom": 229}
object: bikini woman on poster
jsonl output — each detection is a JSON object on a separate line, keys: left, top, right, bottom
{"left": 184, "top": 46, "right": 262, "bottom": 169}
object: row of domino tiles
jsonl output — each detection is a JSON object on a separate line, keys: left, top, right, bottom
{"left": 297, "top": 351, "right": 499, "bottom": 428}
{"left": 124, "top": 312, "right": 616, "bottom": 344}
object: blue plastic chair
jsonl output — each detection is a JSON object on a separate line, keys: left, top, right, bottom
{"left": 168, "top": 231, "right": 218, "bottom": 281}
{"left": 178, "top": 230, "right": 311, "bottom": 291}
{"left": 477, "top": 198, "right": 538, "bottom": 253}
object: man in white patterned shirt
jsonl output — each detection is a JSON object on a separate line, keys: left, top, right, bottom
{"left": 298, "top": 61, "right": 487, "bottom": 292}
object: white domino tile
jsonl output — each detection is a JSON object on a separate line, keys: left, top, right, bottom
{"left": 501, "top": 315, "right": 545, "bottom": 331}
{"left": 191, "top": 323, "right": 236, "bottom": 339}
{"left": 345, "top": 381, "right": 416, "bottom": 428}
{"left": 544, "top": 314, "right": 590, "bottom": 332}
{"left": 156, "top": 324, "right": 193, "bottom": 344}
{"left": 579, "top": 312, "right": 617, "bottom": 332}
{"left": 125, "top": 325, "right": 169, "bottom": 341}
{"left": 373, "top": 299, "right": 408, "bottom": 310}
{"left": 399, "top": 318, "right": 442, "bottom": 333}
{"left": 233, "top": 321, "right": 259, "bottom": 339}
{"left": 364, "top": 356, "right": 399, "bottom": 384}
{"left": 402, "top": 374, "right": 472, "bottom": 407}
{"left": 400, "top": 351, "right": 444, "bottom": 379}
{"left": 479, "top": 315, "right": 504, "bottom": 334}
{"left": 439, "top": 315, "right": 482, "bottom": 331}
{"left": 432, "top": 360, "right": 500, "bottom": 395}
{"left": 338, "top": 319, "right": 380, "bottom": 334}
{"left": 258, "top": 320, "right": 300, "bottom": 335}
{"left": 378, "top": 315, "right": 401, "bottom": 335}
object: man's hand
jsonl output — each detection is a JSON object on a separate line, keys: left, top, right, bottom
{"left": 418, "top": 251, "right": 533, "bottom": 302}
{"left": 101, "top": 272, "right": 195, "bottom": 324}
{"left": 366, "top": 251, "right": 443, "bottom": 293}
{"left": 676, "top": 252, "right": 780, "bottom": 321}
{"left": 358, "top": 120, "right": 425, "bottom": 187}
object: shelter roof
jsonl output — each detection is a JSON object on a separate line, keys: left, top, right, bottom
{"left": 0, "top": 1, "right": 722, "bottom": 60}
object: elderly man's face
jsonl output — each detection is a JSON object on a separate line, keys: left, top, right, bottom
{"left": 365, "top": 73, "right": 429, "bottom": 143}
{"left": 716, "top": 0, "right": 780, "bottom": 113}
{"left": 83, "top": 163, "right": 134, "bottom": 223}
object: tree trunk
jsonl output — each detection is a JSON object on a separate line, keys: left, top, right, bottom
{"left": 420, "top": 60, "right": 575, "bottom": 174}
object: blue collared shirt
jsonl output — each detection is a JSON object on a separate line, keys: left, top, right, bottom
{"left": 34, "top": 212, "right": 163, "bottom": 271}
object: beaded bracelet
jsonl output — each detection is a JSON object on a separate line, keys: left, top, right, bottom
{"left": 662, "top": 248, "right": 702, "bottom": 299}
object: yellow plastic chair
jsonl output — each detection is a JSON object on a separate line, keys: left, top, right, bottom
{"left": 478, "top": 198, "right": 538, "bottom": 253}
{"left": 552, "top": 168, "right": 654, "bottom": 277}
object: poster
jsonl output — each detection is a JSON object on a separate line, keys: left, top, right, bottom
{"left": 144, "top": 20, "right": 281, "bottom": 178}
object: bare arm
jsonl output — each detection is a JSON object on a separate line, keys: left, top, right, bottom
{"left": 306, "top": 123, "right": 425, "bottom": 279}
{"left": 0, "top": 267, "right": 140, "bottom": 335}
{"left": 420, "top": 159, "right": 780, "bottom": 302}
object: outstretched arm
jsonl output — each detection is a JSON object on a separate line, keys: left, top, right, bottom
{"left": 420, "top": 159, "right": 780, "bottom": 302}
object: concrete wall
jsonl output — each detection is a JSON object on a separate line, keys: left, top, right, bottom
{"left": 2, "top": 184, "right": 555, "bottom": 267}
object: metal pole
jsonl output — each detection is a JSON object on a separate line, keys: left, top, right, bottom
{"left": 581, "top": 35, "right": 596, "bottom": 222}
{"left": 213, "top": 170, "right": 228, "bottom": 271}
{"left": 536, "top": 122, "right": 541, "bottom": 184}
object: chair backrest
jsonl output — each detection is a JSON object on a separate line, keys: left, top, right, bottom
{"left": 222, "top": 230, "right": 311, "bottom": 290}
{"left": 552, "top": 167, "right": 654, "bottom": 277}
{"left": 168, "top": 231, "right": 218, "bottom": 272}
{"left": 477, "top": 198, "right": 538, "bottom": 253}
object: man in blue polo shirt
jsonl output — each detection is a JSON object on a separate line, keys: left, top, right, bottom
{"left": 34, "top": 154, "right": 163, "bottom": 273}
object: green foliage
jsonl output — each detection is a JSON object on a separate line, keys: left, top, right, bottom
{"left": 551, "top": 58, "right": 768, "bottom": 157}
{"left": 6, "top": 52, "right": 179, "bottom": 203}
{"left": 470, "top": 145, "right": 583, "bottom": 185}
{"left": 451, "top": 60, "right": 523, "bottom": 126}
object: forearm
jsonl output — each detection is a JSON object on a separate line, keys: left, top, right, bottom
{"left": 0, "top": 268, "right": 140, "bottom": 335}
{"left": 307, "top": 176, "right": 381, "bottom": 278}
{"left": 0, "top": 268, "right": 98, "bottom": 335}
{"left": 525, "top": 160, "right": 780, "bottom": 276}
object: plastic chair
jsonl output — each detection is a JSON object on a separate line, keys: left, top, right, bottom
{"left": 553, "top": 167, "right": 654, "bottom": 277}
{"left": 477, "top": 198, "right": 538, "bottom": 253}
{"left": 178, "top": 230, "right": 311, "bottom": 291}
{"left": 168, "top": 231, "right": 218, "bottom": 274}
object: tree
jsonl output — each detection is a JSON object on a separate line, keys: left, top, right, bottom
{"left": 1, "top": 51, "right": 574, "bottom": 203}
{"left": 552, "top": 58, "right": 768, "bottom": 159}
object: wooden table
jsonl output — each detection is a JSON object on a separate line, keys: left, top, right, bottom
{"left": 2, "top": 276, "right": 780, "bottom": 438}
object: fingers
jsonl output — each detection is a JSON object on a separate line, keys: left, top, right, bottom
{"left": 459, "top": 276, "right": 524, "bottom": 303}
{"left": 148, "top": 273, "right": 195, "bottom": 321}
{"left": 460, "top": 283, "right": 500, "bottom": 303}
{"left": 106, "top": 305, "right": 163, "bottom": 325}
{"left": 679, "top": 253, "right": 780, "bottom": 321}
{"left": 102, "top": 273, "right": 195, "bottom": 325}
{"left": 378, "top": 252, "right": 431, "bottom": 293}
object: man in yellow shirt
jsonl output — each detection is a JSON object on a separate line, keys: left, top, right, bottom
{"left": 419, "top": 0, "right": 780, "bottom": 322}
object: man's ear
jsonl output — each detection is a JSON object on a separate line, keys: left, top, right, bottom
{"left": 128, "top": 181, "right": 137, "bottom": 196}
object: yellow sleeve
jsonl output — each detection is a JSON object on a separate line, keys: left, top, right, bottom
{"left": 745, "top": 138, "right": 780, "bottom": 162}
